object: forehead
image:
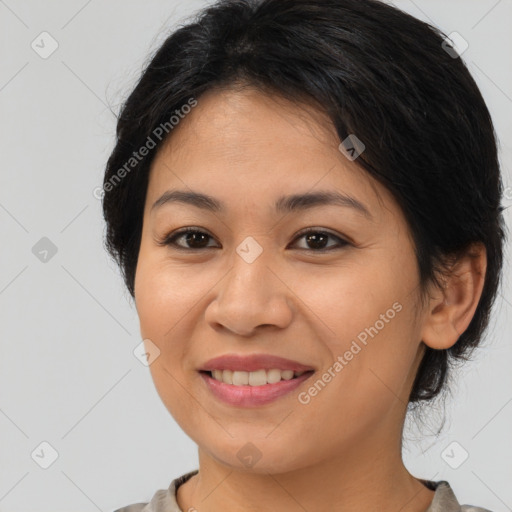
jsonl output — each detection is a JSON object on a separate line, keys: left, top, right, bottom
{"left": 146, "top": 87, "right": 392, "bottom": 220}
{"left": 157, "top": 86, "right": 340, "bottom": 162}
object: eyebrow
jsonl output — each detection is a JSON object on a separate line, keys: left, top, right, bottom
{"left": 151, "top": 189, "right": 373, "bottom": 219}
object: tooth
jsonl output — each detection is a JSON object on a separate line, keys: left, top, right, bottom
{"left": 248, "top": 369, "right": 267, "bottom": 386}
{"left": 209, "top": 368, "right": 306, "bottom": 385}
{"left": 222, "top": 369, "right": 233, "bottom": 384}
{"left": 266, "top": 369, "right": 282, "bottom": 384}
{"left": 232, "top": 371, "right": 249, "bottom": 385}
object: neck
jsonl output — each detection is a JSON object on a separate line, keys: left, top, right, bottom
{"left": 177, "top": 427, "right": 435, "bottom": 512}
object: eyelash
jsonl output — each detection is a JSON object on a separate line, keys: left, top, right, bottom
{"left": 158, "top": 227, "right": 350, "bottom": 252}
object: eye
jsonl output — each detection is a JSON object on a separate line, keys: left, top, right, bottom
{"left": 159, "top": 227, "right": 350, "bottom": 252}
{"left": 290, "top": 228, "right": 350, "bottom": 251}
{"left": 159, "top": 227, "right": 218, "bottom": 250}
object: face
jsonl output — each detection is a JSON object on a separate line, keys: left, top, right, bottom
{"left": 134, "top": 87, "right": 429, "bottom": 474}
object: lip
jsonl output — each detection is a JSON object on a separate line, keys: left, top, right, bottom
{"left": 199, "top": 370, "right": 315, "bottom": 407}
{"left": 199, "top": 354, "right": 315, "bottom": 372}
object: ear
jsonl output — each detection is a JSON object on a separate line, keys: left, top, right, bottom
{"left": 421, "top": 243, "right": 487, "bottom": 350}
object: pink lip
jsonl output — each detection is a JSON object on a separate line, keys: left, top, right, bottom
{"left": 199, "top": 354, "right": 315, "bottom": 372}
{"left": 199, "top": 371, "right": 314, "bottom": 407}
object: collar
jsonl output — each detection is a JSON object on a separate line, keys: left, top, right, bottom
{"left": 136, "top": 471, "right": 478, "bottom": 512}
{"left": 419, "top": 479, "right": 463, "bottom": 512}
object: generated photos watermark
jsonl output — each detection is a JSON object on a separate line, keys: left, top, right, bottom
{"left": 93, "top": 97, "right": 198, "bottom": 200}
{"left": 298, "top": 301, "right": 403, "bottom": 405}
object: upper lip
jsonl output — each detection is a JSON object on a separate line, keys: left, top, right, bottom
{"left": 199, "top": 354, "right": 316, "bottom": 373}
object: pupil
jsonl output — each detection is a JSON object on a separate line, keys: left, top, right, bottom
{"left": 307, "top": 233, "right": 327, "bottom": 249}
{"left": 187, "top": 232, "right": 209, "bottom": 248}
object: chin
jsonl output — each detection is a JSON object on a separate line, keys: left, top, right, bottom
{"left": 201, "top": 436, "right": 311, "bottom": 475}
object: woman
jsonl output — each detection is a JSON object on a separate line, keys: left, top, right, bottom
{"left": 102, "top": 0, "right": 506, "bottom": 510}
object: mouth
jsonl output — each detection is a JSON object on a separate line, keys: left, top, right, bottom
{"left": 198, "top": 369, "right": 315, "bottom": 407}
{"left": 199, "top": 368, "right": 314, "bottom": 386}
{"left": 199, "top": 353, "right": 315, "bottom": 374}
{"left": 197, "top": 353, "right": 316, "bottom": 406}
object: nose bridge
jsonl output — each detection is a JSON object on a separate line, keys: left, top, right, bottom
{"left": 229, "top": 244, "right": 271, "bottom": 296}
{"left": 224, "top": 240, "right": 276, "bottom": 308}
{"left": 224, "top": 231, "right": 274, "bottom": 292}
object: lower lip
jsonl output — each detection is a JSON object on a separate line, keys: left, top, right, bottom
{"left": 199, "top": 371, "right": 314, "bottom": 407}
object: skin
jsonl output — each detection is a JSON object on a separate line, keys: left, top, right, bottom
{"left": 134, "top": 86, "right": 487, "bottom": 512}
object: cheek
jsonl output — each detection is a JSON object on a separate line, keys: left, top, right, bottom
{"left": 134, "top": 255, "right": 201, "bottom": 339}
{"left": 135, "top": 261, "right": 196, "bottom": 417}
{"left": 285, "top": 262, "right": 403, "bottom": 341}
{"left": 294, "top": 268, "right": 420, "bottom": 394}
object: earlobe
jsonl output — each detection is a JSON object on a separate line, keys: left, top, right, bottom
{"left": 421, "top": 243, "right": 487, "bottom": 350}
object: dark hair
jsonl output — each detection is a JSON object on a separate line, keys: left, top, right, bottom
{"left": 102, "top": 0, "right": 507, "bottom": 405}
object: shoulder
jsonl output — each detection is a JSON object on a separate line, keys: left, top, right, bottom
{"left": 112, "top": 488, "right": 171, "bottom": 512}
{"left": 423, "top": 480, "right": 495, "bottom": 512}
{"left": 112, "top": 470, "right": 199, "bottom": 512}
{"left": 113, "top": 504, "right": 148, "bottom": 512}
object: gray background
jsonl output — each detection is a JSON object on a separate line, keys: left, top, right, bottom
{"left": 0, "top": 1, "right": 511, "bottom": 510}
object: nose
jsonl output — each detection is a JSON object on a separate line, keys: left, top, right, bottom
{"left": 204, "top": 249, "right": 293, "bottom": 337}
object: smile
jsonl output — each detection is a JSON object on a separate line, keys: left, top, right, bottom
{"left": 206, "top": 368, "right": 309, "bottom": 386}
{"left": 199, "top": 369, "right": 315, "bottom": 407}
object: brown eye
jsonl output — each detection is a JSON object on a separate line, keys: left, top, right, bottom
{"left": 291, "top": 229, "right": 350, "bottom": 251}
{"left": 161, "top": 228, "right": 219, "bottom": 250}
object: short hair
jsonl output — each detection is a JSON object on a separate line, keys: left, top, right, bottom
{"left": 102, "top": 0, "right": 507, "bottom": 405}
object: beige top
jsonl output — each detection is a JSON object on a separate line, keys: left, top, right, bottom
{"left": 113, "top": 470, "right": 494, "bottom": 512}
